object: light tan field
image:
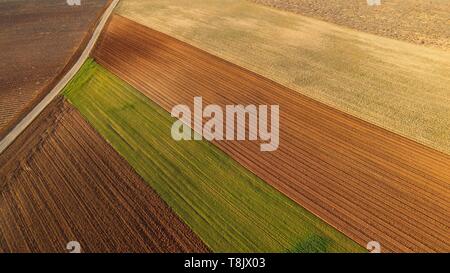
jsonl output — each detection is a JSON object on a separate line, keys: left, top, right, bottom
{"left": 250, "top": 0, "right": 450, "bottom": 51}
{"left": 117, "top": 0, "right": 450, "bottom": 155}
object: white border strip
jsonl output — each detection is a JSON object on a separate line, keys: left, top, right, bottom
{"left": 0, "top": 0, "right": 119, "bottom": 154}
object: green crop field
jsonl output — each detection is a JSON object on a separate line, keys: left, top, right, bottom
{"left": 63, "top": 59, "right": 364, "bottom": 253}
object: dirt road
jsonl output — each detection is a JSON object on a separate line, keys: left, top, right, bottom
{"left": 0, "top": 0, "right": 119, "bottom": 154}
{"left": 0, "top": 0, "right": 109, "bottom": 138}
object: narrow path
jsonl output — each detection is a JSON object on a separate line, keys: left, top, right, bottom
{"left": 0, "top": 0, "right": 119, "bottom": 154}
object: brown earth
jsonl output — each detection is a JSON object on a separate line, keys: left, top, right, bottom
{"left": 249, "top": 0, "right": 450, "bottom": 51}
{"left": 0, "top": 97, "right": 209, "bottom": 253}
{"left": 93, "top": 15, "right": 450, "bottom": 252}
{"left": 0, "top": 0, "right": 110, "bottom": 138}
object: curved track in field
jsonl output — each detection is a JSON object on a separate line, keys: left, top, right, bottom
{"left": 93, "top": 15, "right": 450, "bottom": 252}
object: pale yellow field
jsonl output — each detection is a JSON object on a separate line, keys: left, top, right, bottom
{"left": 250, "top": 0, "right": 450, "bottom": 51}
{"left": 117, "top": 0, "right": 450, "bottom": 154}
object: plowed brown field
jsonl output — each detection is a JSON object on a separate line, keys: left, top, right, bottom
{"left": 93, "top": 15, "right": 450, "bottom": 252}
{"left": 0, "top": 0, "right": 110, "bottom": 138}
{"left": 0, "top": 97, "right": 208, "bottom": 253}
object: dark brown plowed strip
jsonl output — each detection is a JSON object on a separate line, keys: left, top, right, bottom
{"left": 0, "top": 97, "right": 209, "bottom": 253}
{"left": 0, "top": 0, "right": 110, "bottom": 138}
{"left": 92, "top": 15, "right": 450, "bottom": 253}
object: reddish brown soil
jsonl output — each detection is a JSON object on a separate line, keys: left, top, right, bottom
{"left": 93, "top": 15, "right": 450, "bottom": 253}
{"left": 249, "top": 0, "right": 450, "bottom": 51}
{"left": 0, "top": 97, "right": 209, "bottom": 253}
{"left": 0, "top": 0, "right": 110, "bottom": 138}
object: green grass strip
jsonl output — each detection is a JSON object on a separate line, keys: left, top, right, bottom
{"left": 63, "top": 58, "right": 364, "bottom": 253}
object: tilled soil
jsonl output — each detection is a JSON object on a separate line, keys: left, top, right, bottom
{"left": 93, "top": 15, "right": 450, "bottom": 252}
{"left": 0, "top": 97, "right": 209, "bottom": 253}
{"left": 249, "top": 0, "right": 450, "bottom": 50}
{"left": 0, "top": 0, "right": 110, "bottom": 138}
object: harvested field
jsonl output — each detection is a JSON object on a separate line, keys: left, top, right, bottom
{"left": 250, "top": 0, "right": 450, "bottom": 51}
{"left": 117, "top": 0, "right": 450, "bottom": 155}
{"left": 63, "top": 59, "right": 364, "bottom": 253}
{"left": 0, "top": 97, "right": 208, "bottom": 253}
{"left": 92, "top": 15, "right": 450, "bottom": 252}
{"left": 0, "top": 0, "right": 110, "bottom": 138}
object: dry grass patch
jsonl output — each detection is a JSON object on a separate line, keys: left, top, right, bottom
{"left": 117, "top": 0, "right": 450, "bottom": 155}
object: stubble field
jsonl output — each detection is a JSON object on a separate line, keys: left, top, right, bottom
{"left": 117, "top": 0, "right": 450, "bottom": 155}
{"left": 250, "top": 0, "right": 450, "bottom": 50}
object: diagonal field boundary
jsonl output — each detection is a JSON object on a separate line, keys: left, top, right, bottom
{"left": 92, "top": 15, "right": 450, "bottom": 252}
{"left": 0, "top": 0, "right": 119, "bottom": 154}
